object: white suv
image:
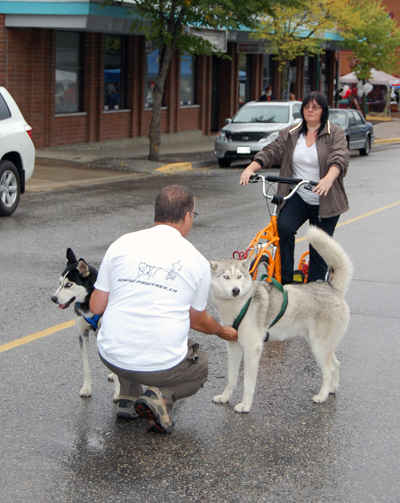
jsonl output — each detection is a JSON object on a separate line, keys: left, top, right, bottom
{"left": 0, "top": 87, "right": 35, "bottom": 216}
{"left": 214, "top": 100, "right": 302, "bottom": 167}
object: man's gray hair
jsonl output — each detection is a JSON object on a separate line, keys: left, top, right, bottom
{"left": 154, "top": 185, "right": 194, "bottom": 223}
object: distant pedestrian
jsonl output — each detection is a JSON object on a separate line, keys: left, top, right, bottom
{"left": 259, "top": 86, "right": 277, "bottom": 102}
{"left": 289, "top": 92, "right": 296, "bottom": 101}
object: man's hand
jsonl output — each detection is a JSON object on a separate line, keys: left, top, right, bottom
{"left": 215, "top": 325, "right": 238, "bottom": 342}
{"left": 190, "top": 307, "right": 238, "bottom": 341}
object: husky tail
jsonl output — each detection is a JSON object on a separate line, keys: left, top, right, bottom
{"left": 307, "top": 226, "right": 353, "bottom": 294}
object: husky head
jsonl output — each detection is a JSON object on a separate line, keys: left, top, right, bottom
{"left": 51, "top": 248, "right": 98, "bottom": 309}
{"left": 210, "top": 258, "right": 253, "bottom": 300}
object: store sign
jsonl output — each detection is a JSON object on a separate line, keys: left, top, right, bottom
{"left": 237, "top": 43, "right": 266, "bottom": 54}
{"left": 186, "top": 27, "right": 227, "bottom": 52}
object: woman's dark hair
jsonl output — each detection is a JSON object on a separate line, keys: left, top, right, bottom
{"left": 299, "top": 91, "right": 329, "bottom": 136}
{"left": 154, "top": 185, "right": 194, "bottom": 223}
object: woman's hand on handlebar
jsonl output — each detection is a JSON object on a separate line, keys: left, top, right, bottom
{"left": 312, "top": 166, "right": 341, "bottom": 196}
{"left": 240, "top": 161, "right": 261, "bottom": 185}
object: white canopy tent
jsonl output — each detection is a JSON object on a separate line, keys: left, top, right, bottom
{"left": 339, "top": 68, "right": 399, "bottom": 85}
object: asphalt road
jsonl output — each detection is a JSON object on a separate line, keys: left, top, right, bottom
{"left": 1, "top": 147, "right": 400, "bottom": 502}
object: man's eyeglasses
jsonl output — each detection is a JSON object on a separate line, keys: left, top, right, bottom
{"left": 191, "top": 211, "right": 198, "bottom": 219}
{"left": 303, "top": 104, "right": 322, "bottom": 111}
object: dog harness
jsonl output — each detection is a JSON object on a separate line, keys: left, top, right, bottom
{"left": 232, "top": 275, "right": 288, "bottom": 342}
{"left": 75, "top": 302, "right": 101, "bottom": 330}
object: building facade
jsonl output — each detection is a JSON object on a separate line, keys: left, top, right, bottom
{"left": 0, "top": 1, "right": 339, "bottom": 149}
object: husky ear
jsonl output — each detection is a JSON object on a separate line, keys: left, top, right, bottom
{"left": 66, "top": 248, "right": 77, "bottom": 264}
{"left": 77, "top": 259, "right": 90, "bottom": 278}
{"left": 242, "top": 255, "right": 254, "bottom": 272}
{"left": 209, "top": 260, "right": 219, "bottom": 273}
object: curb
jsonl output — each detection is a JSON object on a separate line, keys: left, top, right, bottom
{"left": 155, "top": 162, "right": 193, "bottom": 173}
{"left": 374, "top": 138, "right": 400, "bottom": 145}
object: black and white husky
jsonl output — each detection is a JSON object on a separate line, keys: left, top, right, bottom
{"left": 51, "top": 249, "right": 119, "bottom": 400}
{"left": 210, "top": 226, "right": 353, "bottom": 413}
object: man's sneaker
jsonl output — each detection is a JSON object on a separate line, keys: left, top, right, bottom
{"left": 134, "top": 387, "right": 174, "bottom": 434}
{"left": 116, "top": 398, "right": 139, "bottom": 419}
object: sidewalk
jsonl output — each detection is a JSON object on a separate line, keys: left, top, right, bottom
{"left": 26, "top": 121, "right": 400, "bottom": 193}
{"left": 27, "top": 136, "right": 216, "bottom": 193}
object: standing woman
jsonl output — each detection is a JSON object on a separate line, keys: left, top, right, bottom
{"left": 239, "top": 91, "right": 350, "bottom": 285}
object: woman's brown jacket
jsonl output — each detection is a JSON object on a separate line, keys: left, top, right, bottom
{"left": 253, "top": 121, "right": 350, "bottom": 218}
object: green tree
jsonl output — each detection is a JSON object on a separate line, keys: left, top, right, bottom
{"left": 340, "top": 0, "right": 400, "bottom": 82}
{"left": 339, "top": 0, "right": 400, "bottom": 115}
{"left": 115, "top": 0, "right": 295, "bottom": 161}
{"left": 252, "top": 0, "right": 346, "bottom": 100}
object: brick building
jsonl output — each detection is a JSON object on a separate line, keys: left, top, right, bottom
{"left": 0, "top": 1, "right": 339, "bottom": 149}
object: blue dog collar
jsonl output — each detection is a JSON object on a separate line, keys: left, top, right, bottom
{"left": 75, "top": 302, "right": 100, "bottom": 330}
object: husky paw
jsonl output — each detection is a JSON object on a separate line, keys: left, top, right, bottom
{"left": 212, "top": 394, "right": 230, "bottom": 404}
{"left": 312, "top": 394, "right": 328, "bottom": 404}
{"left": 234, "top": 403, "right": 250, "bottom": 413}
{"left": 79, "top": 387, "right": 92, "bottom": 398}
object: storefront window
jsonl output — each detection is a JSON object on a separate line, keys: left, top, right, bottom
{"left": 104, "top": 36, "right": 126, "bottom": 111}
{"left": 145, "top": 46, "right": 159, "bottom": 108}
{"left": 55, "top": 32, "right": 81, "bottom": 114}
{"left": 180, "top": 53, "right": 195, "bottom": 105}
{"left": 238, "top": 53, "right": 252, "bottom": 106}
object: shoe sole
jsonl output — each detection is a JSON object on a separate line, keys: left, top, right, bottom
{"left": 134, "top": 400, "right": 173, "bottom": 434}
{"left": 116, "top": 410, "right": 139, "bottom": 420}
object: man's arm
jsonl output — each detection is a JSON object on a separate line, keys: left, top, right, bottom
{"left": 189, "top": 307, "right": 238, "bottom": 342}
{"left": 90, "top": 288, "right": 110, "bottom": 315}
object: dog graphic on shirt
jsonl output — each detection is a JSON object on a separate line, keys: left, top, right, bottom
{"left": 135, "top": 261, "right": 182, "bottom": 281}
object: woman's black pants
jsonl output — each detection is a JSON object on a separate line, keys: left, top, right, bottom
{"left": 277, "top": 192, "right": 340, "bottom": 285}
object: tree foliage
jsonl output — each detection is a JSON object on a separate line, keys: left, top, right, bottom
{"left": 338, "top": 0, "right": 400, "bottom": 82}
{"left": 115, "top": 0, "right": 295, "bottom": 160}
{"left": 251, "top": 0, "right": 347, "bottom": 99}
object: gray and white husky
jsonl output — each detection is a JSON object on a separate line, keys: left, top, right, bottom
{"left": 210, "top": 226, "right": 353, "bottom": 413}
{"left": 51, "top": 249, "right": 119, "bottom": 400}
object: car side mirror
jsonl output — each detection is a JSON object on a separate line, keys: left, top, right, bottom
{"left": 225, "top": 118, "right": 232, "bottom": 124}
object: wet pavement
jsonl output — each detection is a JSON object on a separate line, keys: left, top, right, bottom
{"left": 2, "top": 123, "right": 400, "bottom": 503}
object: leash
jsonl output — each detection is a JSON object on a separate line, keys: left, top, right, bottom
{"left": 75, "top": 302, "right": 101, "bottom": 330}
{"left": 232, "top": 275, "right": 288, "bottom": 342}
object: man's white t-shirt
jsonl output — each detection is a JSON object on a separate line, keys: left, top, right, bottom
{"left": 292, "top": 133, "right": 320, "bottom": 205}
{"left": 95, "top": 225, "right": 211, "bottom": 372}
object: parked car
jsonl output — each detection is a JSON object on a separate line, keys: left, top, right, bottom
{"left": 0, "top": 86, "right": 35, "bottom": 216}
{"left": 328, "top": 108, "right": 374, "bottom": 156}
{"left": 214, "top": 100, "right": 302, "bottom": 167}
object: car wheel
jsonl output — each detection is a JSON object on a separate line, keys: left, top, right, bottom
{"left": 218, "top": 158, "right": 231, "bottom": 168}
{"left": 359, "top": 135, "right": 371, "bottom": 156}
{"left": 0, "top": 160, "right": 21, "bottom": 216}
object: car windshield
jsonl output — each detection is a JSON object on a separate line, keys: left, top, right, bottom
{"left": 329, "top": 110, "right": 347, "bottom": 126}
{"left": 232, "top": 105, "right": 289, "bottom": 124}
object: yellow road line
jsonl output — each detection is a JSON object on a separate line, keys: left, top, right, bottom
{"left": 2, "top": 199, "right": 400, "bottom": 354}
{"left": 295, "top": 199, "right": 400, "bottom": 243}
{"left": 0, "top": 320, "right": 75, "bottom": 354}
